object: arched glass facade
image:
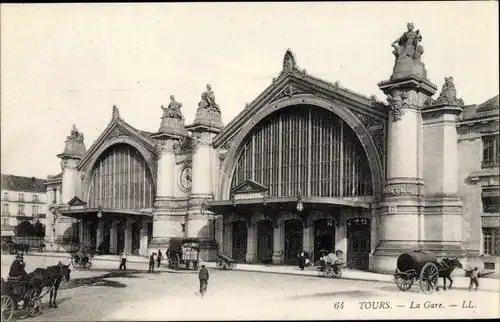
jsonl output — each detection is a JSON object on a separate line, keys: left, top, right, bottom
{"left": 88, "top": 144, "right": 155, "bottom": 209}
{"left": 231, "top": 106, "right": 373, "bottom": 198}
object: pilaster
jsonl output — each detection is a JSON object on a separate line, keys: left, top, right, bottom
{"left": 272, "top": 222, "right": 284, "bottom": 264}
{"left": 110, "top": 220, "right": 117, "bottom": 254}
{"left": 245, "top": 224, "right": 257, "bottom": 263}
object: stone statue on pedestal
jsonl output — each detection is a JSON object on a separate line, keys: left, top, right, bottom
{"left": 198, "top": 84, "right": 221, "bottom": 113}
{"left": 61, "top": 124, "right": 86, "bottom": 157}
{"left": 392, "top": 22, "right": 424, "bottom": 61}
{"left": 390, "top": 23, "right": 427, "bottom": 80}
{"left": 69, "top": 124, "right": 84, "bottom": 143}
{"left": 161, "top": 95, "right": 184, "bottom": 120}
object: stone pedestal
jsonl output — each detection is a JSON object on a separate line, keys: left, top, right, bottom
{"left": 373, "top": 74, "right": 437, "bottom": 273}
{"left": 420, "top": 83, "right": 466, "bottom": 257}
{"left": 150, "top": 135, "right": 185, "bottom": 252}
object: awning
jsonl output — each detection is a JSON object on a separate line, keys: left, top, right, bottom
{"left": 60, "top": 208, "right": 153, "bottom": 221}
{"left": 207, "top": 196, "right": 372, "bottom": 213}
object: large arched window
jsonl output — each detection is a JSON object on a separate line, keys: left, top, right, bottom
{"left": 230, "top": 106, "right": 373, "bottom": 198}
{"left": 88, "top": 144, "right": 155, "bottom": 209}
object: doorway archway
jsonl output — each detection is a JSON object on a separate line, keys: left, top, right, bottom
{"left": 347, "top": 217, "right": 371, "bottom": 270}
{"left": 314, "top": 218, "right": 336, "bottom": 263}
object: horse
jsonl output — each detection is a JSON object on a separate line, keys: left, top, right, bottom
{"left": 436, "top": 257, "right": 463, "bottom": 291}
{"left": 29, "top": 261, "right": 71, "bottom": 308}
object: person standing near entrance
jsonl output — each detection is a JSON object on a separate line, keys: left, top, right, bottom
{"left": 119, "top": 251, "right": 127, "bottom": 270}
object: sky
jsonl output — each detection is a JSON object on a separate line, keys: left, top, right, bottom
{"left": 1, "top": 2, "right": 499, "bottom": 179}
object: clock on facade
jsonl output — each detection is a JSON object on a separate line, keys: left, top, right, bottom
{"left": 180, "top": 167, "right": 192, "bottom": 190}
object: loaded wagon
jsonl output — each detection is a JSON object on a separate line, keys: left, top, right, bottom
{"left": 393, "top": 250, "right": 441, "bottom": 294}
{"left": 216, "top": 252, "right": 236, "bottom": 270}
{"left": 166, "top": 238, "right": 200, "bottom": 271}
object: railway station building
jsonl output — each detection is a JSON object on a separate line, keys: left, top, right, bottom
{"left": 45, "top": 27, "right": 499, "bottom": 274}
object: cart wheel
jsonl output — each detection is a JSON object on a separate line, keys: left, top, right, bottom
{"left": 419, "top": 262, "right": 439, "bottom": 294}
{"left": 82, "top": 259, "right": 91, "bottom": 269}
{"left": 395, "top": 274, "right": 413, "bottom": 291}
{"left": 323, "top": 266, "right": 334, "bottom": 278}
{"left": 1, "top": 295, "right": 15, "bottom": 321}
{"left": 28, "top": 297, "right": 42, "bottom": 317}
{"left": 332, "top": 267, "right": 342, "bottom": 278}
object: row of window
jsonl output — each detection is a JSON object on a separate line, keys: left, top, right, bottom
{"left": 482, "top": 134, "right": 500, "bottom": 168}
{"left": 2, "top": 203, "right": 40, "bottom": 215}
{"left": 88, "top": 144, "right": 155, "bottom": 209}
{"left": 483, "top": 227, "right": 500, "bottom": 256}
{"left": 231, "top": 106, "right": 373, "bottom": 198}
{"left": 2, "top": 192, "right": 41, "bottom": 202}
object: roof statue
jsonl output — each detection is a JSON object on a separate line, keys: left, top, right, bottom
{"left": 60, "top": 124, "right": 86, "bottom": 158}
{"left": 112, "top": 105, "right": 122, "bottom": 121}
{"left": 161, "top": 95, "right": 184, "bottom": 120}
{"left": 392, "top": 22, "right": 424, "bottom": 61}
{"left": 427, "top": 77, "right": 464, "bottom": 107}
{"left": 157, "top": 95, "right": 187, "bottom": 136}
{"left": 191, "top": 84, "right": 224, "bottom": 131}
{"left": 283, "top": 49, "right": 298, "bottom": 73}
{"left": 198, "top": 84, "right": 221, "bottom": 113}
{"left": 390, "top": 23, "right": 428, "bottom": 80}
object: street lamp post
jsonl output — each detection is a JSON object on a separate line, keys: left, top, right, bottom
{"left": 296, "top": 189, "right": 304, "bottom": 213}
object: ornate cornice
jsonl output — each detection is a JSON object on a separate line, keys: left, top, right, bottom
{"left": 386, "top": 90, "right": 419, "bottom": 121}
{"left": 154, "top": 138, "right": 176, "bottom": 154}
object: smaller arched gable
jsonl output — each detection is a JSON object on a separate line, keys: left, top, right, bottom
{"left": 81, "top": 136, "right": 157, "bottom": 207}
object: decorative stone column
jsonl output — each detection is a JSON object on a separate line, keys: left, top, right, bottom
{"left": 185, "top": 84, "right": 224, "bottom": 261}
{"left": 372, "top": 23, "right": 438, "bottom": 273}
{"left": 421, "top": 77, "right": 465, "bottom": 256}
{"left": 273, "top": 222, "right": 284, "bottom": 264}
{"left": 150, "top": 95, "right": 188, "bottom": 253}
{"left": 58, "top": 125, "right": 86, "bottom": 204}
{"left": 245, "top": 224, "right": 257, "bottom": 263}
{"left": 124, "top": 220, "right": 132, "bottom": 253}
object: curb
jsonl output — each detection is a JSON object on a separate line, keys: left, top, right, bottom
{"left": 17, "top": 252, "right": 500, "bottom": 292}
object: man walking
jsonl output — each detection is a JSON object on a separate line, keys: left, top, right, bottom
{"left": 119, "top": 251, "right": 127, "bottom": 270}
{"left": 198, "top": 265, "right": 209, "bottom": 298}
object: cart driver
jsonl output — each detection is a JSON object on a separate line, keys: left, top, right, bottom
{"left": 9, "top": 253, "right": 28, "bottom": 279}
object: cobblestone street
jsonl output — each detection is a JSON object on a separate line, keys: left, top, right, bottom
{"left": 2, "top": 255, "right": 498, "bottom": 320}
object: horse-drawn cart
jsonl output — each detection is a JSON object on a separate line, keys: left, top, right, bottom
{"left": 1, "top": 277, "right": 42, "bottom": 321}
{"left": 216, "top": 252, "right": 236, "bottom": 270}
{"left": 394, "top": 250, "right": 443, "bottom": 294}
{"left": 166, "top": 238, "right": 200, "bottom": 271}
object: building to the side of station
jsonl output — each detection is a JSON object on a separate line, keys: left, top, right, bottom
{"left": 44, "top": 36, "right": 499, "bottom": 274}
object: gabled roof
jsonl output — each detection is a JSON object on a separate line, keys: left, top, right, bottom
{"left": 1, "top": 174, "right": 47, "bottom": 193}
{"left": 230, "top": 179, "right": 269, "bottom": 195}
{"left": 77, "top": 106, "right": 157, "bottom": 171}
{"left": 459, "top": 95, "right": 499, "bottom": 122}
{"left": 68, "top": 196, "right": 87, "bottom": 207}
{"left": 213, "top": 49, "right": 387, "bottom": 147}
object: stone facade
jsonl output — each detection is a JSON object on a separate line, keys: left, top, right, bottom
{"left": 46, "top": 26, "right": 499, "bottom": 274}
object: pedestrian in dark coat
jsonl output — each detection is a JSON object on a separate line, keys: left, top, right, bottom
{"left": 148, "top": 253, "right": 156, "bottom": 273}
{"left": 157, "top": 250, "right": 162, "bottom": 268}
{"left": 198, "top": 265, "right": 209, "bottom": 298}
{"left": 9, "top": 254, "right": 28, "bottom": 278}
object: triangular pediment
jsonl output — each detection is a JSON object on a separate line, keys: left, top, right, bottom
{"left": 230, "top": 179, "right": 269, "bottom": 195}
{"left": 213, "top": 49, "right": 388, "bottom": 148}
{"left": 68, "top": 196, "right": 87, "bottom": 207}
{"left": 77, "top": 106, "right": 157, "bottom": 171}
